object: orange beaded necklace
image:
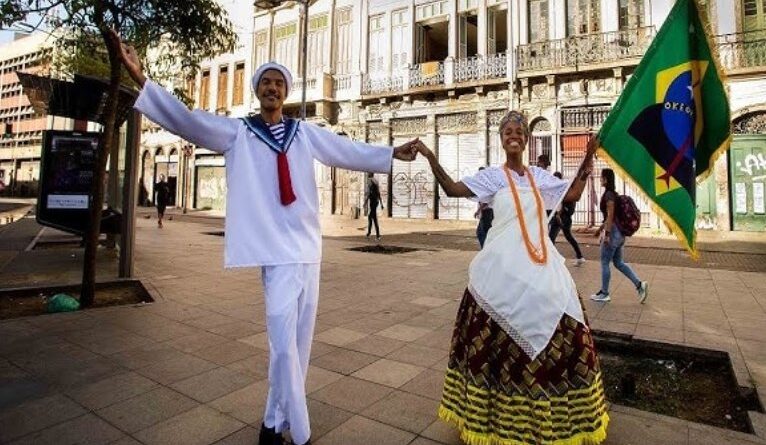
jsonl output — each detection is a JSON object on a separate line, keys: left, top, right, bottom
{"left": 503, "top": 165, "right": 548, "bottom": 265}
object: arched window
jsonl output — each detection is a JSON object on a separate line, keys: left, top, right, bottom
{"left": 528, "top": 118, "right": 552, "bottom": 167}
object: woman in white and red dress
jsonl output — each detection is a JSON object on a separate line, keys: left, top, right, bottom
{"left": 415, "top": 110, "right": 609, "bottom": 445}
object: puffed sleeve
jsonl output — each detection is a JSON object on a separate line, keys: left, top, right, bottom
{"left": 461, "top": 167, "right": 505, "bottom": 203}
{"left": 531, "top": 167, "right": 571, "bottom": 210}
{"left": 134, "top": 80, "right": 239, "bottom": 154}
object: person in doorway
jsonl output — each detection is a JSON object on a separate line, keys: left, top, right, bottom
{"left": 364, "top": 172, "right": 383, "bottom": 241}
{"left": 414, "top": 111, "right": 608, "bottom": 445}
{"left": 590, "top": 168, "right": 648, "bottom": 304}
{"left": 113, "top": 31, "right": 419, "bottom": 445}
{"left": 549, "top": 171, "right": 586, "bottom": 265}
{"left": 473, "top": 167, "right": 494, "bottom": 248}
{"left": 536, "top": 153, "right": 551, "bottom": 170}
{"left": 154, "top": 174, "right": 170, "bottom": 228}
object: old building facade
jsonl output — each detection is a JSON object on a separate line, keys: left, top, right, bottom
{"left": 153, "top": 0, "right": 766, "bottom": 232}
{"left": 139, "top": 0, "right": 255, "bottom": 212}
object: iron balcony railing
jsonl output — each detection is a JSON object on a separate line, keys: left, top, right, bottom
{"left": 408, "top": 61, "right": 445, "bottom": 88}
{"left": 716, "top": 31, "right": 766, "bottom": 72}
{"left": 516, "top": 26, "right": 656, "bottom": 72}
{"left": 455, "top": 52, "right": 507, "bottom": 83}
{"left": 362, "top": 72, "right": 405, "bottom": 95}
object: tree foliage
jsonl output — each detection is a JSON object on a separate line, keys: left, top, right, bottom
{"left": 1, "top": 0, "right": 237, "bottom": 306}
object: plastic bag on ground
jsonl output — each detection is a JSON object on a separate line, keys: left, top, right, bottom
{"left": 47, "top": 293, "right": 81, "bottom": 313}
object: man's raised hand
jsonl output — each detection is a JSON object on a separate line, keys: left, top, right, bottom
{"left": 108, "top": 29, "right": 147, "bottom": 87}
{"left": 393, "top": 138, "right": 420, "bottom": 162}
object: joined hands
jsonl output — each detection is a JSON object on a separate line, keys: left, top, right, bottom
{"left": 393, "top": 138, "right": 431, "bottom": 162}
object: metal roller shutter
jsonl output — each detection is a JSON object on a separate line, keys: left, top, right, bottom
{"left": 437, "top": 134, "right": 459, "bottom": 220}
{"left": 488, "top": 128, "right": 503, "bottom": 166}
{"left": 392, "top": 136, "right": 432, "bottom": 218}
{"left": 457, "top": 132, "right": 485, "bottom": 220}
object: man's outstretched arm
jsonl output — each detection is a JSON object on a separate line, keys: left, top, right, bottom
{"left": 111, "top": 30, "right": 238, "bottom": 154}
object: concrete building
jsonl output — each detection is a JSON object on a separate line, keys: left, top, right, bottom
{"left": 0, "top": 32, "right": 76, "bottom": 197}
{"left": 158, "top": 0, "right": 766, "bottom": 233}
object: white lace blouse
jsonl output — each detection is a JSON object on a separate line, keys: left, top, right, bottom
{"left": 461, "top": 165, "right": 570, "bottom": 210}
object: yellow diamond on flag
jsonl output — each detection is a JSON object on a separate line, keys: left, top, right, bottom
{"left": 655, "top": 163, "right": 683, "bottom": 196}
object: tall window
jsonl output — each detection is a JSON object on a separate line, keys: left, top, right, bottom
{"left": 233, "top": 62, "right": 245, "bottom": 106}
{"left": 185, "top": 76, "right": 196, "bottom": 106}
{"left": 274, "top": 22, "right": 298, "bottom": 74}
{"left": 334, "top": 7, "right": 353, "bottom": 74}
{"left": 307, "top": 13, "right": 329, "bottom": 75}
{"left": 743, "top": 0, "right": 766, "bottom": 33}
{"left": 217, "top": 65, "right": 228, "bottom": 111}
{"left": 254, "top": 31, "right": 268, "bottom": 69}
{"left": 567, "top": 0, "right": 600, "bottom": 36}
{"left": 368, "top": 14, "right": 386, "bottom": 73}
{"left": 391, "top": 9, "right": 409, "bottom": 70}
{"left": 200, "top": 70, "right": 210, "bottom": 110}
{"left": 529, "top": 0, "right": 549, "bottom": 43}
{"left": 618, "top": 0, "right": 644, "bottom": 29}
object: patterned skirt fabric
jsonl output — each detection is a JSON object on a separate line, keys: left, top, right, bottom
{"left": 439, "top": 289, "right": 609, "bottom": 445}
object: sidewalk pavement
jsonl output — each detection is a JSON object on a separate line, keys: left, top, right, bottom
{"left": 0, "top": 214, "right": 765, "bottom": 444}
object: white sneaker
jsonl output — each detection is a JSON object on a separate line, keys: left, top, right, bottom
{"left": 637, "top": 282, "right": 649, "bottom": 304}
{"left": 574, "top": 258, "right": 586, "bottom": 267}
{"left": 590, "top": 291, "right": 611, "bottom": 302}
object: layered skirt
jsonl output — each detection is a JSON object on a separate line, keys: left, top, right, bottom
{"left": 438, "top": 289, "right": 609, "bottom": 445}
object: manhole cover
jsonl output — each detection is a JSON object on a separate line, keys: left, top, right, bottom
{"left": 347, "top": 245, "right": 419, "bottom": 254}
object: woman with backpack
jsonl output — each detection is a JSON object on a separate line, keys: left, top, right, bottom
{"left": 590, "top": 168, "right": 648, "bottom": 303}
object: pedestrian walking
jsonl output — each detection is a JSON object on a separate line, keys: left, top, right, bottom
{"left": 590, "top": 168, "right": 648, "bottom": 304}
{"left": 549, "top": 171, "right": 585, "bottom": 265}
{"left": 415, "top": 111, "right": 608, "bottom": 445}
{"left": 154, "top": 174, "right": 170, "bottom": 228}
{"left": 114, "top": 31, "right": 419, "bottom": 445}
{"left": 364, "top": 172, "right": 383, "bottom": 241}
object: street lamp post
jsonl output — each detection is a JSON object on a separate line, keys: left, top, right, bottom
{"left": 254, "top": 0, "right": 311, "bottom": 120}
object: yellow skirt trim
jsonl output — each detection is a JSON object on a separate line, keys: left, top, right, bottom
{"left": 438, "top": 404, "right": 610, "bottom": 445}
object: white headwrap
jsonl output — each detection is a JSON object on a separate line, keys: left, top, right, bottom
{"left": 252, "top": 62, "right": 293, "bottom": 96}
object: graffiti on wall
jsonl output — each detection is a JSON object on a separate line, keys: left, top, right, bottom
{"left": 195, "top": 166, "right": 226, "bottom": 211}
{"left": 736, "top": 153, "right": 766, "bottom": 181}
{"left": 392, "top": 170, "right": 433, "bottom": 208}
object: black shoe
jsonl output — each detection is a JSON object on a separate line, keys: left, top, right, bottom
{"left": 259, "top": 423, "right": 282, "bottom": 445}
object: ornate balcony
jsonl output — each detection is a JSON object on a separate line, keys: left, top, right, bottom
{"left": 455, "top": 52, "right": 507, "bottom": 83}
{"left": 362, "top": 72, "right": 405, "bottom": 95}
{"left": 716, "top": 31, "right": 766, "bottom": 74}
{"left": 516, "top": 26, "right": 656, "bottom": 74}
{"left": 409, "top": 61, "right": 444, "bottom": 89}
{"left": 332, "top": 74, "right": 352, "bottom": 93}
{"left": 285, "top": 74, "right": 334, "bottom": 103}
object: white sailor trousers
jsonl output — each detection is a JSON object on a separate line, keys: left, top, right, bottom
{"left": 261, "top": 263, "right": 320, "bottom": 445}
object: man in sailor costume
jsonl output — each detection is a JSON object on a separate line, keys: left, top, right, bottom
{"left": 115, "top": 35, "right": 419, "bottom": 445}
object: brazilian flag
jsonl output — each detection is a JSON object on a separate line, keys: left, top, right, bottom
{"left": 598, "top": 0, "right": 731, "bottom": 259}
